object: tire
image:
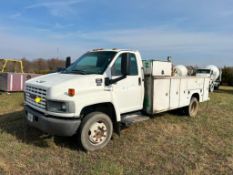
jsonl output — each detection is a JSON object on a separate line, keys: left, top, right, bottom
{"left": 214, "top": 85, "right": 219, "bottom": 90}
{"left": 209, "top": 83, "right": 215, "bottom": 92}
{"left": 79, "top": 112, "right": 113, "bottom": 151}
{"left": 186, "top": 97, "right": 199, "bottom": 117}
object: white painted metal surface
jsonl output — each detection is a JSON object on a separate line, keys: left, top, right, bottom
{"left": 111, "top": 76, "right": 142, "bottom": 113}
{"left": 170, "top": 78, "right": 180, "bottom": 109}
{"left": 153, "top": 79, "right": 170, "bottom": 111}
{"left": 143, "top": 60, "right": 172, "bottom": 76}
{"left": 144, "top": 76, "right": 210, "bottom": 114}
{"left": 174, "top": 65, "right": 188, "bottom": 77}
{"left": 203, "top": 78, "right": 210, "bottom": 100}
{"left": 179, "top": 79, "right": 188, "bottom": 107}
{"left": 205, "top": 65, "right": 220, "bottom": 81}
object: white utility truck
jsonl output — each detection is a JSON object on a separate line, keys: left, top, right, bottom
{"left": 196, "top": 65, "right": 222, "bottom": 92}
{"left": 24, "top": 49, "right": 210, "bottom": 151}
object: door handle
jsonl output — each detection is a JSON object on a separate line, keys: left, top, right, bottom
{"left": 138, "top": 77, "right": 141, "bottom": 85}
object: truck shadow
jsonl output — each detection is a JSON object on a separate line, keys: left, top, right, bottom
{"left": 0, "top": 111, "right": 83, "bottom": 151}
{"left": 0, "top": 109, "right": 190, "bottom": 151}
{"left": 215, "top": 88, "right": 233, "bottom": 95}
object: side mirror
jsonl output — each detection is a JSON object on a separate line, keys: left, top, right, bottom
{"left": 66, "top": 56, "right": 71, "bottom": 68}
{"left": 105, "top": 77, "right": 111, "bottom": 86}
{"left": 105, "top": 53, "right": 131, "bottom": 86}
{"left": 121, "top": 53, "right": 130, "bottom": 76}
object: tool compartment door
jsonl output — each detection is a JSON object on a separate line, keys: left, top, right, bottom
{"left": 170, "top": 78, "right": 180, "bottom": 109}
{"left": 153, "top": 79, "right": 170, "bottom": 112}
{"left": 179, "top": 78, "right": 189, "bottom": 107}
{"left": 202, "top": 78, "right": 210, "bottom": 101}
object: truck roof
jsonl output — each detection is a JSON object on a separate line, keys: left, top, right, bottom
{"left": 90, "top": 48, "right": 138, "bottom": 52}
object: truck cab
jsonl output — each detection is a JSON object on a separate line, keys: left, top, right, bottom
{"left": 25, "top": 49, "right": 145, "bottom": 151}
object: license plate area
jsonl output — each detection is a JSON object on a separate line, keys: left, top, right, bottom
{"left": 27, "top": 113, "right": 34, "bottom": 122}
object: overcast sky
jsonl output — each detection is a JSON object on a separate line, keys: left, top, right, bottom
{"left": 0, "top": 0, "right": 233, "bottom": 66}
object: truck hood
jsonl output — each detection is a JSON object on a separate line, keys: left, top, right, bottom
{"left": 26, "top": 73, "right": 104, "bottom": 98}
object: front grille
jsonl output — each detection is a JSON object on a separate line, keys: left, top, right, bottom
{"left": 25, "top": 85, "right": 47, "bottom": 110}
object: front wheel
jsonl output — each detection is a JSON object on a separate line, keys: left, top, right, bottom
{"left": 79, "top": 112, "right": 113, "bottom": 151}
{"left": 186, "top": 97, "right": 199, "bottom": 117}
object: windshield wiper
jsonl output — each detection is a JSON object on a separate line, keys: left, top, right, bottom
{"left": 70, "top": 69, "right": 89, "bottom": 75}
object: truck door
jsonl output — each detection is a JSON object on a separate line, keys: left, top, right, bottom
{"left": 111, "top": 53, "right": 143, "bottom": 113}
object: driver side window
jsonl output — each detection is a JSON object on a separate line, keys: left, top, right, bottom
{"left": 111, "top": 53, "right": 138, "bottom": 76}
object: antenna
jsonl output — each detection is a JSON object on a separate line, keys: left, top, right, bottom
{"left": 57, "top": 47, "right": 59, "bottom": 59}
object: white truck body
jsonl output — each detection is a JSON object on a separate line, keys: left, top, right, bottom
{"left": 144, "top": 76, "right": 210, "bottom": 114}
{"left": 24, "top": 49, "right": 210, "bottom": 151}
{"left": 143, "top": 60, "right": 209, "bottom": 114}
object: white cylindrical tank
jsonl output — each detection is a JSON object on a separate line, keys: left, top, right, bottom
{"left": 205, "top": 65, "right": 220, "bottom": 81}
{"left": 174, "top": 65, "right": 188, "bottom": 77}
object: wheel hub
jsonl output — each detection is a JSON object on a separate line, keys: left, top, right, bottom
{"left": 88, "top": 121, "right": 107, "bottom": 145}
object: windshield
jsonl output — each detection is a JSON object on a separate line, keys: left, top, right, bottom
{"left": 196, "top": 69, "right": 211, "bottom": 74}
{"left": 63, "top": 51, "right": 117, "bottom": 75}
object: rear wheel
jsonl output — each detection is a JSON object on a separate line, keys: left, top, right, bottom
{"left": 214, "top": 85, "right": 220, "bottom": 90}
{"left": 186, "top": 97, "right": 199, "bottom": 117}
{"left": 79, "top": 112, "right": 113, "bottom": 151}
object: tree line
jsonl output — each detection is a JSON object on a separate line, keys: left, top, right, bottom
{"left": 22, "top": 58, "right": 66, "bottom": 74}
{"left": 0, "top": 58, "right": 65, "bottom": 74}
{"left": 222, "top": 67, "right": 233, "bottom": 86}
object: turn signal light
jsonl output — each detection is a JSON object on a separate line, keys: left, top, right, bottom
{"left": 68, "top": 88, "right": 75, "bottom": 96}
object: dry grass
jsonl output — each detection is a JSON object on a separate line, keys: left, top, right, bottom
{"left": 0, "top": 92, "right": 24, "bottom": 115}
{"left": 0, "top": 87, "right": 232, "bottom": 175}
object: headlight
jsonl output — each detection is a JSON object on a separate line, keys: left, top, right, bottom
{"left": 47, "top": 100, "right": 69, "bottom": 113}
